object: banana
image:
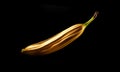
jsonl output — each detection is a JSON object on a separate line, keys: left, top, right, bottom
{"left": 21, "top": 11, "right": 99, "bottom": 55}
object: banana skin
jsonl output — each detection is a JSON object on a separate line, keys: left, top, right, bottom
{"left": 21, "top": 11, "right": 99, "bottom": 55}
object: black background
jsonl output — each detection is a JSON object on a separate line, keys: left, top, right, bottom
{"left": 3, "top": 0, "right": 115, "bottom": 71}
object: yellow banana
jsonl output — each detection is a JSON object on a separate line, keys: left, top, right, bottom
{"left": 21, "top": 11, "right": 99, "bottom": 55}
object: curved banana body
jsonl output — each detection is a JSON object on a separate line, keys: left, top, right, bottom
{"left": 21, "top": 11, "right": 98, "bottom": 55}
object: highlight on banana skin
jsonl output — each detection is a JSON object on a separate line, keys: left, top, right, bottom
{"left": 21, "top": 11, "right": 99, "bottom": 56}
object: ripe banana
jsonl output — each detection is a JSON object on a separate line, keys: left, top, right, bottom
{"left": 21, "top": 11, "right": 99, "bottom": 55}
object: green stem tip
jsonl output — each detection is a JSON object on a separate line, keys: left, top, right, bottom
{"left": 84, "top": 11, "right": 99, "bottom": 27}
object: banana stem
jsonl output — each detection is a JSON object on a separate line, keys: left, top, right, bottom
{"left": 84, "top": 11, "right": 99, "bottom": 27}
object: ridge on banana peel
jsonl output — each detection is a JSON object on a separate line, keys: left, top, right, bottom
{"left": 21, "top": 11, "right": 99, "bottom": 56}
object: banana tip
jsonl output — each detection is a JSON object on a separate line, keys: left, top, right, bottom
{"left": 93, "top": 11, "right": 99, "bottom": 19}
{"left": 21, "top": 49, "right": 25, "bottom": 53}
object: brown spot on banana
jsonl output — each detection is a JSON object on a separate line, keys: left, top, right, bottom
{"left": 21, "top": 11, "right": 99, "bottom": 56}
